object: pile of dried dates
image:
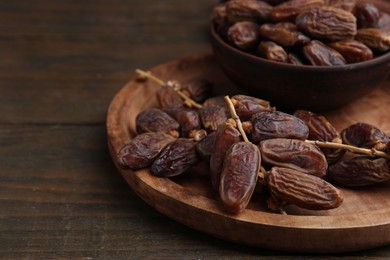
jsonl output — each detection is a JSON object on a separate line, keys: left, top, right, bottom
{"left": 212, "top": 0, "right": 390, "bottom": 65}
{"left": 117, "top": 71, "right": 390, "bottom": 214}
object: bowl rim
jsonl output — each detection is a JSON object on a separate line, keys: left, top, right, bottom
{"left": 210, "top": 23, "right": 390, "bottom": 72}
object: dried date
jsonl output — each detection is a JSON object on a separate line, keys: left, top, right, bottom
{"left": 151, "top": 138, "right": 200, "bottom": 177}
{"left": 259, "top": 138, "right": 328, "bottom": 177}
{"left": 226, "top": 0, "right": 272, "bottom": 23}
{"left": 231, "top": 94, "right": 272, "bottom": 121}
{"left": 196, "top": 132, "right": 217, "bottom": 162}
{"left": 156, "top": 85, "right": 184, "bottom": 108}
{"left": 203, "top": 95, "right": 226, "bottom": 107}
{"left": 271, "top": 0, "right": 325, "bottom": 22}
{"left": 341, "top": 122, "right": 389, "bottom": 151}
{"left": 355, "top": 28, "right": 390, "bottom": 52}
{"left": 227, "top": 21, "right": 260, "bottom": 51}
{"left": 181, "top": 78, "right": 213, "bottom": 103}
{"left": 258, "top": 41, "right": 289, "bottom": 63}
{"left": 210, "top": 124, "right": 241, "bottom": 190}
{"left": 354, "top": 2, "right": 380, "bottom": 28}
{"left": 303, "top": 40, "right": 346, "bottom": 66}
{"left": 259, "top": 22, "right": 310, "bottom": 48}
{"left": 327, "top": 156, "right": 390, "bottom": 187}
{"left": 296, "top": 6, "right": 357, "bottom": 41}
{"left": 326, "top": 0, "right": 355, "bottom": 12}
{"left": 328, "top": 39, "right": 373, "bottom": 63}
{"left": 199, "top": 105, "right": 229, "bottom": 133}
{"left": 219, "top": 142, "right": 260, "bottom": 213}
{"left": 117, "top": 132, "right": 176, "bottom": 170}
{"left": 293, "top": 110, "right": 345, "bottom": 164}
{"left": 267, "top": 166, "right": 343, "bottom": 210}
{"left": 164, "top": 107, "right": 201, "bottom": 138}
{"left": 136, "top": 108, "right": 180, "bottom": 137}
{"left": 250, "top": 110, "right": 309, "bottom": 143}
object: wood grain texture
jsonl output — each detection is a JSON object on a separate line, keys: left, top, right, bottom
{"left": 1, "top": 0, "right": 390, "bottom": 258}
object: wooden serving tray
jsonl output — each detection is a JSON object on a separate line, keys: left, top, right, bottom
{"left": 106, "top": 53, "right": 390, "bottom": 253}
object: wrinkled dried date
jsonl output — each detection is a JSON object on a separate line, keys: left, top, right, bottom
{"left": 203, "top": 95, "right": 226, "bottom": 107}
{"left": 219, "top": 142, "right": 260, "bottom": 213}
{"left": 341, "top": 122, "right": 389, "bottom": 151}
{"left": 327, "top": 156, "right": 390, "bottom": 187}
{"left": 259, "top": 138, "right": 328, "bottom": 177}
{"left": 156, "top": 85, "right": 184, "bottom": 108}
{"left": 250, "top": 110, "right": 309, "bottom": 143}
{"left": 296, "top": 6, "right": 357, "bottom": 41}
{"left": 210, "top": 124, "right": 241, "bottom": 190}
{"left": 226, "top": 0, "right": 272, "bottom": 23}
{"left": 231, "top": 95, "right": 272, "bottom": 121}
{"left": 328, "top": 39, "right": 373, "bottom": 63}
{"left": 151, "top": 138, "right": 200, "bottom": 177}
{"left": 164, "top": 107, "right": 201, "bottom": 138}
{"left": 199, "top": 105, "right": 229, "bottom": 133}
{"left": 258, "top": 41, "right": 289, "bottom": 63}
{"left": 293, "top": 110, "right": 345, "bottom": 164}
{"left": 117, "top": 132, "right": 176, "bottom": 170}
{"left": 355, "top": 28, "right": 390, "bottom": 52}
{"left": 259, "top": 22, "right": 310, "bottom": 48}
{"left": 271, "top": 0, "right": 325, "bottom": 22}
{"left": 181, "top": 78, "right": 213, "bottom": 103}
{"left": 287, "top": 53, "right": 304, "bottom": 64}
{"left": 228, "top": 21, "right": 260, "bottom": 50}
{"left": 136, "top": 108, "right": 180, "bottom": 137}
{"left": 326, "top": 0, "right": 355, "bottom": 12}
{"left": 303, "top": 40, "right": 346, "bottom": 66}
{"left": 267, "top": 166, "right": 343, "bottom": 210}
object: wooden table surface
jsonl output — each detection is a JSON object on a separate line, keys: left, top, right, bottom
{"left": 1, "top": 0, "right": 390, "bottom": 258}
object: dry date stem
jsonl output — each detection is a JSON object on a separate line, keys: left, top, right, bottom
{"left": 305, "top": 140, "right": 390, "bottom": 159}
{"left": 224, "top": 96, "right": 250, "bottom": 143}
{"left": 135, "top": 69, "right": 202, "bottom": 109}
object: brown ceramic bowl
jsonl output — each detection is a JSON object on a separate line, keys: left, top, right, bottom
{"left": 210, "top": 1, "right": 390, "bottom": 112}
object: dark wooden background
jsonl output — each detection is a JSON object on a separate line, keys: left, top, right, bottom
{"left": 1, "top": 0, "right": 390, "bottom": 258}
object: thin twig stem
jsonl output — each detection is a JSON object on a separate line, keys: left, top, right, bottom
{"left": 135, "top": 69, "right": 202, "bottom": 109}
{"left": 224, "top": 96, "right": 250, "bottom": 143}
{"left": 135, "top": 69, "right": 165, "bottom": 86}
{"left": 305, "top": 140, "right": 390, "bottom": 159}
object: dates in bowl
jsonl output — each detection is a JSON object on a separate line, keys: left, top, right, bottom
{"left": 210, "top": 0, "right": 390, "bottom": 111}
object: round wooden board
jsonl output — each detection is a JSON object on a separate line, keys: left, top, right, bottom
{"left": 106, "top": 53, "right": 390, "bottom": 253}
